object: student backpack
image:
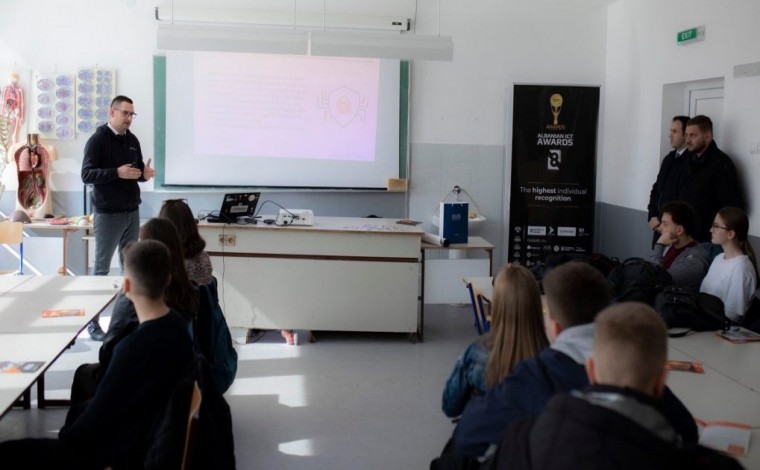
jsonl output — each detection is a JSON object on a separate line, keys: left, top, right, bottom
{"left": 654, "top": 286, "right": 728, "bottom": 332}
{"left": 193, "top": 277, "right": 238, "bottom": 394}
{"left": 608, "top": 258, "right": 673, "bottom": 306}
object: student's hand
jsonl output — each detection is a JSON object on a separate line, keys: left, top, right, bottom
{"left": 656, "top": 230, "right": 677, "bottom": 246}
{"left": 143, "top": 158, "right": 156, "bottom": 180}
{"left": 648, "top": 217, "right": 660, "bottom": 230}
{"left": 117, "top": 164, "right": 142, "bottom": 180}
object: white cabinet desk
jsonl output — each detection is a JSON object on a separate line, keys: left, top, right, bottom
{"left": 199, "top": 217, "right": 423, "bottom": 337}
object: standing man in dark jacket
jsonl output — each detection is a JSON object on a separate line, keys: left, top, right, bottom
{"left": 81, "top": 95, "right": 155, "bottom": 340}
{"left": 679, "top": 115, "right": 744, "bottom": 242}
{"left": 492, "top": 302, "right": 741, "bottom": 470}
{"left": 648, "top": 116, "right": 689, "bottom": 248}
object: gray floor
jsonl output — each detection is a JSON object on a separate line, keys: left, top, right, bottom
{"left": 0, "top": 304, "right": 476, "bottom": 468}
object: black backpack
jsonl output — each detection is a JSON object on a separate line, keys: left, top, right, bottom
{"left": 608, "top": 258, "right": 673, "bottom": 306}
{"left": 588, "top": 253, "right": 622, "bottom": 277}
{"left": 654, "top": 286, "right": 728, "bottom": 332}
{"left": 740, "top": 291, "right": 760, "bottom": 333}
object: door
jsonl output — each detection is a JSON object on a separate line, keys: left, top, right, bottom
{"left": 688, "top": 86, "right": 723, "bottom": 142}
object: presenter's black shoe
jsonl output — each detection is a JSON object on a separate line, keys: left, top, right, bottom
{"left": 87, "top": 321, "right": 106, "bottom": 341}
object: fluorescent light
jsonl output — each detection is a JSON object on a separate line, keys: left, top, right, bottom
{"left": 156, "top": 21, "right": 453, "bottom": 61}
{"left": 155, "top": 6, "right": 410, "bottom": 33}
{"left": 310, "top": 31, "right": 454, "bottom": 61}
{"left": 157, "top": 24, "right": 308, "bottom": 55}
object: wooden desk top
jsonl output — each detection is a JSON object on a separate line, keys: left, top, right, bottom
{"left": 22, "top": 221, "right": 92, "bottom": 231}
{"left": 670, "top": 331, "right": 760, "bottom": 394}
{"left": 0, "top": 276, "right": 120, "bottom": 334}
{"left": 199, "top": 216, "right": 424, "bottom": 236}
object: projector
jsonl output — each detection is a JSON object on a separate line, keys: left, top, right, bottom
{"left": 277, "top": 209, "right": 314, "bottom": 226}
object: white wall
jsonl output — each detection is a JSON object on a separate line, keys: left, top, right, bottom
{"left": 0, "top": 0, "right": 609, "bottom": 190}
{"left": 0, "top": 0, "right": 159, "bottom": 194}
{"left": 411, "top": 1, "right": 608, "bottom": 145}
{"left": 601, "top": 0, "right": 760, "bottom": 233}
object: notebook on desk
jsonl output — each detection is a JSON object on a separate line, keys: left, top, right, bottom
{"left": 207, "top": 193, "right": 260, "bottom": 223}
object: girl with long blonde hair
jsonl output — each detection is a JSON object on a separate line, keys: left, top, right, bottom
{"left": 442, "top": 265, "right": 548, "bottom": 417}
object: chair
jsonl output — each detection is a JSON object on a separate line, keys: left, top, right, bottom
{"left": 464, "top": 280, "right": 490, "bottom": 335}
{"left": 145, "top": 378, "right": 202, "bottom": 470}
{"left": 182, "top": 382, "right": 202, "bottom": 470}
{"left": 0, "top": 221, "right": 24, "bottom": 275}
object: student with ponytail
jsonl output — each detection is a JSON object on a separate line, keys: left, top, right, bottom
{"left": 700, "top": 207, "right": 758, "bottom": 322}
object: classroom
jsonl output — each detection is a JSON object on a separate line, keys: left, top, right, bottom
{"left": 0, "top": 0, "right": 759, "bottom": 468}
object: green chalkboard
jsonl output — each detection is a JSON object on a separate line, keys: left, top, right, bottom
{"left": 152, "top": 55, "right": 410, "bottom": 190}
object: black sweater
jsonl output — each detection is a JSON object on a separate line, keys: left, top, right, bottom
{"left": 81, "top": 124, "right": 145, "bottom": 213}
{"left": 60, "top": 310, "right": 193, "bottom": 469}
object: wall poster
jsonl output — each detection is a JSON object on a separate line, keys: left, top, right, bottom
{"left": 508, "top": 85, "right": 600, "bottom": 267}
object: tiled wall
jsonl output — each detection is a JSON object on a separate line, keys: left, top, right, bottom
{"left": 408, "top": 143, "right": 507, "bottom": 267}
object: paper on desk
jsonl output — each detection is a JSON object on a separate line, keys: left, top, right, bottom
{"left": 716, "top": 328, "right": 760, "bottom": 344}
{"left": 42, "top": 308, "right": 84, "bottom": 318}
{"left": 0, "top": 361, "right": 44, "bottom": 373}
{"left": 665, "top": 360, "right": 704, "bottom": 374}
{"left": 697, "top": 418, "right": 752, "bottom": 457}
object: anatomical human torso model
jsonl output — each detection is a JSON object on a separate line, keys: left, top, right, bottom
{"left": 1, "top": 72, "right": 25, "bottom": 145}
{"left": 10, "top": 133, "right": 56, "bottom": 218}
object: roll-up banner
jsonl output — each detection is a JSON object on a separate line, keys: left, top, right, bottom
{"left": 508, "top": 85, "right": 600, "bottom": 267}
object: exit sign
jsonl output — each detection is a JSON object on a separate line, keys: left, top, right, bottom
{"left": 677, "top": 26, "right": 705, "bottom": 45}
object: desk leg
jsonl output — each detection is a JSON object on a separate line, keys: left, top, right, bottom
{"left": 418, "top": 248, "right": 425, "bottom": 343}
{"left": 36, "top": 373, "right": 70, "bottom": 409}
{"left": 61, "top": 229, "right": 70, "bottom": 276}
{"left": 488, "top": 248, "right": 493, "bottom": 276}
{"left": 12, "top": 389, "right": 31, "bottom": 410}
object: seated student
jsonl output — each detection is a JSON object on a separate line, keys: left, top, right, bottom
{"left": 452, "top": 262, "right": 698, "bottom": 460}
{"left": 493, "top": 302, "right": 742, "bottom": 469}
{"left": 0, "top": 240, "right": 195, "bottom": 469}
{"left": 159, "top": 198, "right": 214, "bottom": 286}
{"left": 649, "top": 201, "right": 709, "bottom": 291}
{"left": 71, "top": 218, "right": 197, "bottom": 404}
{"left": 700, "top": 207, "right": 759, "bottom": 323}
{"left": 442, "top": 265, "right": 548, "bottom": 418}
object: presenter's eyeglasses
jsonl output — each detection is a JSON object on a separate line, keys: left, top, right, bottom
{"left": 711, "top": 223, "right": 730, "bottom": 230}
{"left": 115, "top": 108, "right": 137, "bottom": 118}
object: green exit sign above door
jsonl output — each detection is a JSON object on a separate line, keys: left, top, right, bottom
{"left": 677, "top": 26, "right": 705, "bottom": 45}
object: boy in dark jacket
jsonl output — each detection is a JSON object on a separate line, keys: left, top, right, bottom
{"left": 492, "top": 302, "right": 741, "bottom": 469}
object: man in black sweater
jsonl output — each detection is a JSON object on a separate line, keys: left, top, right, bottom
{"left": 81, "top": 95, "right": 156, "bottom": 340}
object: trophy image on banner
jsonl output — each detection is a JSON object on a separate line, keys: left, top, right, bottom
{"left": 550, "top": 93, "right": 563, "bottom": 126}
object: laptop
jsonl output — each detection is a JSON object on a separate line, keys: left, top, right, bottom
{"left": 207, "top": 192, "right": 260, "bottom": 223}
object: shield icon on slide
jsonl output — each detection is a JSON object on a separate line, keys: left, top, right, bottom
{"left": 327, "top": 86, "right": 361, "bottom": 127}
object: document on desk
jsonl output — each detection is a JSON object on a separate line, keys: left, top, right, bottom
{"left": 665, "top": 360, "right": 704, "bottom": 374}
{"left": 42, "top": 308, "right": 85, "bottom": 318}
{"left": 716, "top": 328, "right": 760, "bottom": 344}
{"left": 697, "top": 418, "right": 752, "bottom": 457}
{"left": 0, "top": 361, "right": 44, "bottom": 373}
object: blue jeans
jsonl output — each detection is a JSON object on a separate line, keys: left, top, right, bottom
{"left": 93, "top": 210, "right": 140, "bottom": 276}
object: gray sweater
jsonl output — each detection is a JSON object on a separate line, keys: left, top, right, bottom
{"left": 650, "top": 243, "right": 709, "bottom": 291}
